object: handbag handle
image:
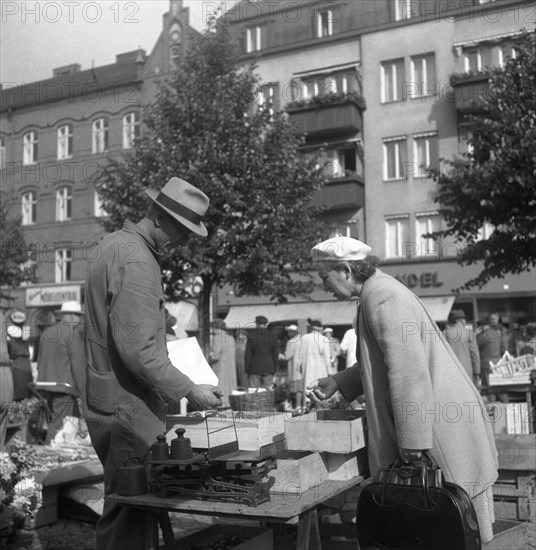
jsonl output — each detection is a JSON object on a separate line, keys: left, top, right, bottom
{"left": 379, "top": 452, "right": 434, "bottom": 509}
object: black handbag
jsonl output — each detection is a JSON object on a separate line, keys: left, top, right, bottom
{"left": 356, "top": 452, "right": 481, "bottom": 550}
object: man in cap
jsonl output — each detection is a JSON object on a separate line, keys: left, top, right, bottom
{"left": 245, "top": 315, "right": 279, "bottom": 388}
{"left": 83, "top": 177, "right": 222, "bottom": 550}
{"left": 443, "top": 309, "right": 480, "bottom": 386}
{"left": 306, "top": 236, "right": 498, "bottom": 543}
{"left": 36, "top": 300, "right": 85, "bottom": 443}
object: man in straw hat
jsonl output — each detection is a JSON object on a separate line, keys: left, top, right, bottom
{"left": 36, "top": 300, "right": 85, "bottom": 443}
{"left": 83, "top": 177, "right": 222, "bottom": 550}
{"left": 306, "top": 236, "right": 498, "bottom": 543}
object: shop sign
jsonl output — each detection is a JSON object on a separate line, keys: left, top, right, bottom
{"left": 395, "top": 271, "right": 443, "bottom": 289}
{"left": 26, "top": 285, "right": 81, "bottom": 307}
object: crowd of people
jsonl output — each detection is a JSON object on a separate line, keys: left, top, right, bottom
{"left": 1, "top": 177, "right": 535, "bottom": 550}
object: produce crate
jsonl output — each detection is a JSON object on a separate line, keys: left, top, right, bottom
{"left": 173, "top": 523, "right": 273, "bottom": 550}
{"left": 324, "top": 448, "right": 369, "bottom": 481}
{"left": 166, "top": 412, "right": 285, "bottom": 459}
{"left": 489, "top": 354, "right": 534, "bottom": 386}
{"left": 284, "top": 409, "right": 366, "bottom": 453}
{"left": 487, "top": 403, "right": 532, "bottom": 435}
{"left": 493, "top": 434, "right": 536, "bottom": 523}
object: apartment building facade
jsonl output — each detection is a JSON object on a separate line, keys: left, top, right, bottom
{"left": 0, "top": 0, "right": 199, "bottom": 343}
{"left": 221, "top": 0, "right": 536, "bottom": 335}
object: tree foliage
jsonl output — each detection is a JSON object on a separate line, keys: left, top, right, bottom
{"left": 0, "top": 192, "right": 35, "bottom": 300}
{"left": 432, "top": 32, "right": 536, "bottom": 290}
{"left": 96, "top": 17, "right": 328, "bottom": 342}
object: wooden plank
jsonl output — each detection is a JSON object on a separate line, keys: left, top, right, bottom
{"left": 494, "top": 434, "right": 536, "bottom": 470}
{"left": 106, "top": 477, "right": 363, "bottom": 521}
{"left": 285, "top": 410, "right": 366, "bottom": 453}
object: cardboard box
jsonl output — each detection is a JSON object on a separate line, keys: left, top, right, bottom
{"left": 269, "top": 451, "right": 328, "bottom": 494}
{"left": 284, "top": 409, "right": 366, "bottom": 453}
{"left": 324, "top": 447, "right": 369, "bottom": 481}
{"left": 166, "top": 412, "right": 285, "bottom": 457}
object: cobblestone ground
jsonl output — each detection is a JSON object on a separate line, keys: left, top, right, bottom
{"left": 1, "top": 514, "right": 216, "bottom": 550}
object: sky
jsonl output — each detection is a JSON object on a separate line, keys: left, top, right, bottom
{"left": 1, "top": 1, "right": 238, "bottom": 86}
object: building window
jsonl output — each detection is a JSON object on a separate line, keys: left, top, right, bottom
{"left": 413, "top": 132, "right": 438, "bottom": 176}
{"left": 381, "top": 59, "right": 405, "bottom": 102}
{"left": 258, "top": 83, "right": 280, "bottom": 116}
{"left": 383, "top": 136, "right": 407, "bottom": 180}
{"left": 246, "top": 25, "right": 265, "bottom": 52}
{"left": 57, "top": 124, "right": 73, "bottom": 160}
{"left": 21, "top": 191, "right": 37, "bottom": 225}
{"left": 394, "top": 0, "right": 413, "bottom": 20}
{"left": 415, "top": 213, "right": 441, "bottom": 253}
{"left": 94, "top": 192, "right": 107, "bottom": 217}
{"left": 55, "top": 248, "right": 72, "bottom": 283}
{"left": 92, "top": 118, "right": 109, "bottom": 154}
{"left": 317, "top": 9, "right": 334, "bottom": 38}
{"left": 23, "top": 131, "right": 38, "bottom": 165}
{"left": 123, "top": 112, "right": 140, "bottom": 149}
{"left": 410, "top": 53, "right": 436, "bottom": 97}
{"left": 464, "top": 46, "right": 492, "bottom": 72}
{"left": 56, "top": 186, "right": 72, "bottom": 221}
{"left": 385, "top": 215, "right": 410, "bottom": 259}
{"left": 0, "top": 137, "right": 5, "bottom": 169}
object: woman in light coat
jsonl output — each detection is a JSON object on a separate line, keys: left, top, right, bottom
{"left": 307, "top": 236, "right": 498, "bottom": 543}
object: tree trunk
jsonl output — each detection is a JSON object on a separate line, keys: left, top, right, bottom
{"left": 198, "top": 276, "right": 213, "bottom": 356}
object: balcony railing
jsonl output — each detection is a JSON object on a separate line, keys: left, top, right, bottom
{"left": 311, "top": 173, "right": 364, "bottom": 212}
{"left": 450, "top": 72, "right": 491, "bottom": 114}
{"left": 286, "top": 92, "right": 365, "bottom": 139}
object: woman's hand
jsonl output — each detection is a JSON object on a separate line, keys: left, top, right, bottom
{"left": 400, "top": 448, "right": 426, "bottom": 463}
{"left": 306, "top": 376, "right": 339, "bottom": 403}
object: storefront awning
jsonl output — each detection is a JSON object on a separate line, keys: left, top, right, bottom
{"left": 224, "top": 301, "right": 359, "bottom": 329}
{"left": 420, "top": 296, "right": 456, "bottom": 323}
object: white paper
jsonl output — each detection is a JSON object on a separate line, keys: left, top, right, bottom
{"left": 167, "top": 337, "right": 218, "bottom": 386}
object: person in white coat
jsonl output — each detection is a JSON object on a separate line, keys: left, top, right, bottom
{"left": 307, "top": 236, "right": 498, "bottom": 544}
{"left": 300, "top": 320, "right": 331, "bottom": 405}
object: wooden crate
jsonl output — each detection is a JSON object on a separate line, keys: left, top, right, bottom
{"left": 324, "top": 448, "right": 369, "bottom": 482}
{"left": 284, "top": 409, "right": 366, "bottom": 453}
{"left": 269, "top": 451, "right": 328, "bottom": 494}
{"left": 487, "top": 403, "right": 531, "bottom": 435}
{"left": 493, "top": 434, "right": 536, "bottom": 523}
{"left": 166, "top": 412, "right": 285, "bottom": 456}
{"left": 25, "top": 486, "right": 58, "bottom": 529}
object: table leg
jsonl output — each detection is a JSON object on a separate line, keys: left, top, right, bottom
{"left": 296, "top": 509, "right": 322, "bottom": 550}
{"left": 156, "top": 511, "right": 176, "bottom": 550}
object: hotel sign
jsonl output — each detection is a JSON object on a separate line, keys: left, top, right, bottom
{"left": 26, "top": 285, "right": 81, "bottom": 307}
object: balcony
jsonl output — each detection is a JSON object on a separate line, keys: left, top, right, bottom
{"left": 311, "top": 173, "right": 364, "bottom": 212}
{"left": 450, "top": 72, "right": 491, "bottom": 114}
{"left": 286, "top": 93, "right": 365, "bottom": 139}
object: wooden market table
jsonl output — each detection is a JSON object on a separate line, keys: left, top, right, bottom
{"left": 107, "top": 476, "right": 364, "bottom": 550}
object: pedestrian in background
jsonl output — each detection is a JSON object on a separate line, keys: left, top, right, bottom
{"left": 208, "top": 319, "right": 237, "bottom": 407}
{"left": 339, "top": 326, "right": 357, "bottom": 370}
{"left": 6, "top": 311, "right": 32, "bottom": 401}
{"left": 235, "top": 329, "right": 248, "bottom": 387}
{"left": 323, "top": 327, "right": 341, "bottom": 374}
{"left": 301, "top": 319, "right": 331, "bottom": 404}
{"left": 36, "top": 301, "right": 84, "bottom": 444}
{"left": 245, "top": 315, "right": 278, "bottom": 388}
{"left": 443, "top": 309, "right": 480, "bottom": 387}
{"left": 477, "top": 312, "right": 506, "bottom": 397}
{"left": 283, "top": 325, "right": 303, "bottom": 408}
